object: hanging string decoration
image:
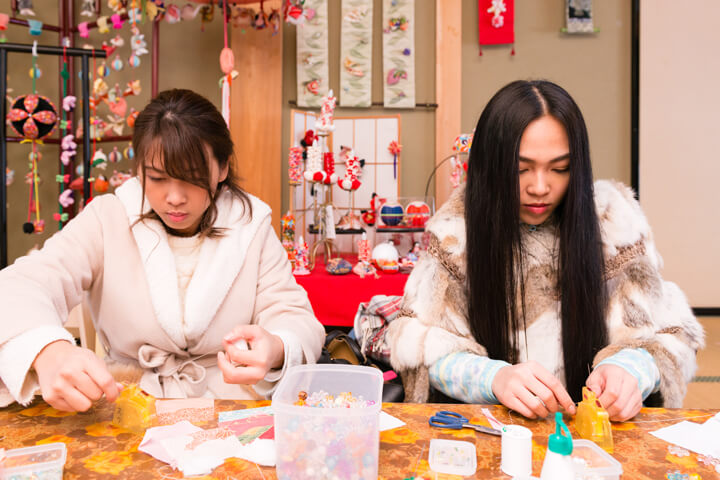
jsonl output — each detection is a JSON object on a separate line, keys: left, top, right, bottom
{"left": 219, "top": 0, "right": 236, "bottom": 127}
{"left": 387, "top": 140, "right": 402, "bottom": 179}
{"left": 450, "top": 133, "right": 472, "bottom": 189}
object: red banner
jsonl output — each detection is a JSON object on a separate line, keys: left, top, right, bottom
{"left": 478, "top": 0, "right": 514, "bottom": 46}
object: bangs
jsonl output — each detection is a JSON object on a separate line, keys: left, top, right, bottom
{"left": 138, "top": 122, "right": 211, "bottom": 189}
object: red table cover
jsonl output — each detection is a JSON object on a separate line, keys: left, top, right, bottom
{"left": 295, "top": 261, "right": 409, "bottom": 327}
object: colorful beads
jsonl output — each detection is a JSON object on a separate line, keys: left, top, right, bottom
{"left": 295, "top": 390, "right": 373, "bottom": 408}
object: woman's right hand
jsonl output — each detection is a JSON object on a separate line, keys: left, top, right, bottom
{"left": 491, "top": 361, "right": 576, "bottom": 418}
{"left": 32, "top": 340, "right": 120, "bottom": 412}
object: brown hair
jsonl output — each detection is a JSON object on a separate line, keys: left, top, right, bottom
{"left": 132, "top": 89, "right": 252, "bottom": 237}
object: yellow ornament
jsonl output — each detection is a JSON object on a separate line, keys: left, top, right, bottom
{"left": 574, "top": 386, "right": 614, "bottom": 453}
{"left": 28, "top": 66, "right": 42, "bottom": 79}
{"left": 112, "top": 384, "right": 156, "bottom": 435}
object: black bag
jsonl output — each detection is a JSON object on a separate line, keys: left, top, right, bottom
{"left": 318, "top": 330, "right": 404, "bottom": 402}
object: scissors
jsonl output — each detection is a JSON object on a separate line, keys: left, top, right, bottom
{"left": 428, "top": 410, "right": 501, "bottom": 436}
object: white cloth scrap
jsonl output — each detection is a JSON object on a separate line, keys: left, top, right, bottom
{"left": 139, "top": 420, "right": 276, "bottom": 476}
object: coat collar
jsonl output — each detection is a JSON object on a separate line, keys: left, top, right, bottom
{"left": 114, "top": 177, "right": 271, "bottom": 347}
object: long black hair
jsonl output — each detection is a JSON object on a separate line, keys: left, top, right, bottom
{"left": 465, "top": 80, "right": 607, "bottom": 401}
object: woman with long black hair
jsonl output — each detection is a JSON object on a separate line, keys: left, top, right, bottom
{"left": 388, "top": 80, "right": 704, "bottom": 421}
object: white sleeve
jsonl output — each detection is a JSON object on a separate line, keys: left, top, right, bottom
{"left": 0, "top": 326, "right": 76, "bottom": 406}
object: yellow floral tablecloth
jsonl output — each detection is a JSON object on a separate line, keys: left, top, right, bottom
{"left": 0, "top": 399, "right": 717, "bottom": 479}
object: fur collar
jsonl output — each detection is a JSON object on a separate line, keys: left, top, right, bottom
{"left": 426, "top": 180, "right": 656, "bottom": 266}
{"left": 114, "top": 177, "right": 271, "bottom": 347}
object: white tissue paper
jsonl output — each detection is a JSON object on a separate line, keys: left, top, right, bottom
{"left": 650, "top": 412, "right": 720, "bottom": 458}
{"left": 139, "top": 421, "right": 276, "bottom": 476}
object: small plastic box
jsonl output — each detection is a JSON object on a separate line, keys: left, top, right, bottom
{"left": 571, "top": 439, "right": 623, "bottom": 480}
{"left": 273, "top": 365, "right": 383, "bottom": 480}
{"left": 429, "top": 439, "right": 477, "bottom": 476}
{"left": 0, "top": 443, "right": 66, "bottom": 480}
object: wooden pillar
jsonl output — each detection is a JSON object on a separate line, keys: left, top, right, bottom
{"left": 435, "top": 0, "right": 462, "bottom": 208}
{"left": 230, "top": 0, "right": 283, "bottom": 235}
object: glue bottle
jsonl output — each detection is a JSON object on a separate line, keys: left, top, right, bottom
{"left": 540, "top": 412, "right": 575, "bottom": 480}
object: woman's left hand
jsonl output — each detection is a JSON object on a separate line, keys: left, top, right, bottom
{"left": 217, "top": 325, "right": 285, "bottom": 385}
{"left": 586, "top": 364, "right": 643, "bottom": 422}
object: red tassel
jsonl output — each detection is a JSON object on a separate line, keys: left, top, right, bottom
{"left": 478, "top": 46, "right": 483, "bottom": 56}
{"left": 511, "top": 46, "right": 515, "bottom": 56}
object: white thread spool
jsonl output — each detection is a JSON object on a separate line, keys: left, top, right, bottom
{"left": 500, "top": 424, "right": 533, "bottom": 477}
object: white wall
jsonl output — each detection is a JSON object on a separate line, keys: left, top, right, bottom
{"left": 640, "top": 1, "right": 720, "bottom": 307}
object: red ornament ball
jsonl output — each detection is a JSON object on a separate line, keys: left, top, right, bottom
{"left": 7, "top": 94, "right": 58, "bottom": 140}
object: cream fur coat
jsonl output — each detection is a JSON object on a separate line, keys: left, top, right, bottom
{"left": 388, "top": 181, "right": 705, "bottom": 406}
{"left": 0, "top": 178, "right": 325, "bottom": 406}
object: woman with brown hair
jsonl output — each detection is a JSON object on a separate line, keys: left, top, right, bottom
{"left": 0, "top": 89, "right": 325, "bottom": 411}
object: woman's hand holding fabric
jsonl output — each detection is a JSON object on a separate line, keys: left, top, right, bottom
{"left": 217, "top": 325, "right": 285, "bottom": 385}
{"left": 32, "top": 340, "right": 120, "bottom": 412}
{"left": 586, "top": 364, "right": 642, "bottom": 422}
{"left": 491, "top": 361, "right": 577, "bottom": 419}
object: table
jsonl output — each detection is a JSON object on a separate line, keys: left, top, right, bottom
{"left": 1, "top": 399, "right": 717, "bottom": 479}
{"left": 295, "top": 262, "right": 408, "bottom": 327}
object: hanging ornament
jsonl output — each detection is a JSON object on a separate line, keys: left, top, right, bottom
{"left": 111, "top": 54, "right": 124, "bottom": 71}
{"left": 126, "top": 109, "right": 139, "bottom": 128}
{"left": 338, "top": 146, "right": 362, "bottom": 191}
{"left": 110, "top": 35, "right": 125, "bottom": 48}
{"left": 94, "top": 175, "right": 109, "bottom": 193}
{"left": 478, "top": 0, "right": 515, "bottom": 55}
{"left": 7, "top": 94, "right": 58, "bottom": 140}
{"left": 78, "top": 21, "right": 90, "bottom": 38}
{"left": 80, "top": 0, "right": 96, "bottom": 17}
{"left": 28, "top": 65, "right": 41, "bottom": 79}
{"left": 281, "top": 211, "right": 296, "bottom": 264}
{"left": 123, "top": 143, "right": 135, "bottom": 161}
{"left": 181, "top": 3, "right": 202, "bottom": 21}
{"left": 108, "top": 146, "right": 123, "bottom": 163}
{"left": 110, "top": 170, "right": 132, "bottom": 188}
{"left": 97, "top": 16, "right": 110, "bottom": 34}
{"left": 387, "top": 140, "right": 402, "bottom": 179}
{"left": 165, "top": 4, "right": 181, "bottom": 24}
{"left": 27, "top": 19, "right": 42, "bottom": 35}
{"left": 97, "top": 61, "right": 111, "bottom": 78}
{"left": 288, "top": 146, "right": 303, "bottom": 185}
{"left": 58, "top": 189, "right": 74, "bottom": 208}
{"left": 6, "top": 168, "right": 14, "bottom": 186}
{"left": 0, "top": 13, "right": 8, "bottom": 42}
{"left": 18, "top": 0, "right": 36, "bottom": 16}
{"left": 128, "top": 53, "right": 141, "bottom": 68}
{"left": 62, "top": 95, "right": 76, "bottom": 111}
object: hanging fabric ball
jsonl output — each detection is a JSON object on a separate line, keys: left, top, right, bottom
{"left": 111, "top": 54, "right": 124, "bottom": 71}
{"left": 22, "top": 222, "right": 34, "bottom": 234}
{"left": 76, "top": 164, "right": 84, "bottom": 176}
{"left": 219, "top": 47, "right": 235, "bottom": 75}
{"left": 94, "top": 175, "right": 109, "bottom": 193}
{"left": 28, "top": 151, "right": 42, "bottom": 162}
{"left": 28, "top": 66, "right": 41, "bottom": 79}
{"left": 108, "top": 146, "right": 123, "bottom": 163}
{"left": 124, "top": 144, "right": 135, "bottom": 160}
{"left": 33, "top": 219, "right": 45, "bottom": 234}
{"left": 128, "top": 54, "right": 141, "bottom": 68}
{"left": 7, "top": 94, "right": 58, "bottom": 140}
{"left": 97, "top": 62, "right": 111, "bottom": 78}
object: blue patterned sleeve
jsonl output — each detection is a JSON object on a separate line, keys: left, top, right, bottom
{"left": 595, "top": 348, "right": 661, "bottom": 401}
{"left": 428, "top": 351, "right": 510, "bottom": 404}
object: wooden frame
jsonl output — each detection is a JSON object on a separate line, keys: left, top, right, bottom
{"left": 435, "top": 0, "right": 462, "bottom": 207}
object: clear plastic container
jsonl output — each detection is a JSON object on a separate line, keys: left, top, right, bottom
{"left": 0, "top": 443, "right": 66, "bottom": 480}
{"left": 571, "top": 439, "right": 623, "bottom": 480}
{"left": 429, "top": 439, "right": 477, "bottom": 476}
{"left": 273, "top": 365, "right": 383, "bottom": 480}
